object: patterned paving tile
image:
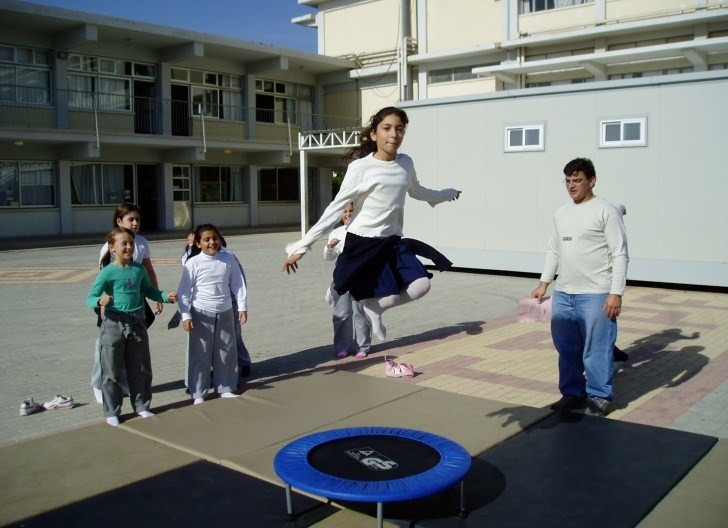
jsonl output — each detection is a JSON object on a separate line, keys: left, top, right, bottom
{"left": 0, "top": 267, "right": 99, "bottom": 284}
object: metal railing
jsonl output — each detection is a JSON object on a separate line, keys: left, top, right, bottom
{"left": 0, "top": 85, "right": 360, "bottom": 146}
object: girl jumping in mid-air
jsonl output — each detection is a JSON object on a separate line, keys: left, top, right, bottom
{"left": 177, "top": 224, "right": 247, "bottom": 404}
{"left": 283, "top": 106, "right": 460, "bottom": 340}
{"left": 86, "top": 227, "right": 177, "bottom": 426}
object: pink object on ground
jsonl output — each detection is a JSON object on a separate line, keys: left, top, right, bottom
{"left": 517, "top": 297, "right": 552, "bottom": 323}
{"left": 385, "top": 357, "right": 414, "bottom": 378}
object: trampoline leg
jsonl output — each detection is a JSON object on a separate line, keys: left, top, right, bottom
{"left": 458, "top": 480, "right": 469, "bottom": 518}
{"left": 285, "top": 483, "right": 296, "bottom": 521}
{"left": 377, "top": 502, "right": 384, "bottom": 528}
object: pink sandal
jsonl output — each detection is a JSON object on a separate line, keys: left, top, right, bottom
{"left": 385, "top": 357, "right": 414, "bottom": 378}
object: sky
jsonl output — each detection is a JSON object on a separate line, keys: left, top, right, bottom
{"left": 27, "top": 0, "right": 319, "bottom": 52}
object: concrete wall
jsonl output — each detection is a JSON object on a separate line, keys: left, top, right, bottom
{"left": 426, "top": 0, "right": 502, "bottom": 51}
{"left": 321, "top": 0, "right": 401, "bottom": 56}
{"left": 401, "top": 73, "right": 728, "bottom": 287}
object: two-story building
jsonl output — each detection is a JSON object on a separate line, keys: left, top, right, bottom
{"left": 1, "top": 0, "right": 358, "bottom": 237}
{"left": 295, "top": 0, "right": 728, "bottom": 287}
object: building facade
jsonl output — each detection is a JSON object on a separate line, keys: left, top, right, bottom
{"left": 1, "top": 0, "right": 358, "bottom": 238}
{"left": 2, "top": 0, "right": 727, "bottom": 287}
{"left": 295, "top": 0, "right": 728, "bottom": 287}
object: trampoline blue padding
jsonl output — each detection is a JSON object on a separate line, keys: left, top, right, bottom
{"left": 274, "top": 427, "right": 471, "bottom": 504}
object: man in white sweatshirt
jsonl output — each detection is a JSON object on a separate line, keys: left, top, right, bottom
{"left": 532, "top": 158, "right": 629, "bottom": 417}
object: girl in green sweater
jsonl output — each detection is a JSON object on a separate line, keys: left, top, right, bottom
{"left": 86, "top": 227, "right": 177, "bottom": 426}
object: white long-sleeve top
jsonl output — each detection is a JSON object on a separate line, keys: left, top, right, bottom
{"left": 540, "top": 196, "right": 629, "bottom": 296}
{"left": 177, "top": 250, "right": 247, "bottom": 321}
{"left": 286, "top": 153, "right": 457, "bottom": 256}
{"left": 323, "top": 224, "right": 347, "bottom": 261}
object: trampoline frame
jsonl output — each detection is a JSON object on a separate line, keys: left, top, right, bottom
{"left": 274, "top": 426, "right": 471, "bottom": 527}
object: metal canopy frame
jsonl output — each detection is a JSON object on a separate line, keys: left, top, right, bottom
{"left": 297, "top": 129, "right": 360, "bottom": 236}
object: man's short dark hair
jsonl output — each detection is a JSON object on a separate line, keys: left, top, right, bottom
{"left": 563, "top": 157, "right": 596, "bottom": 178}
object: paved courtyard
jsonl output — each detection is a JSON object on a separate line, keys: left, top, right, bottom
{"left": 1, "top": 230, "right": 726, "bottom": 445}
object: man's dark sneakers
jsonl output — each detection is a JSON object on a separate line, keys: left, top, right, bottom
{"left": 549, "top": 395, "right": 587, "bottom": 411}
{"left": 586, "top": 396, "right": 610, "bottom": 417}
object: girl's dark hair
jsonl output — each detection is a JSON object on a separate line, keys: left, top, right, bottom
{"left": 343, "top": 106, "right": 408, "bottom": 163}
{"left": 100, "top": 227, "right": 135, "bottom": 268}
{"left": 186, "top": 223, "right": 224, "bottom": 260}
{"left": 112, "top": 202, "right": 142, "bottom": 227}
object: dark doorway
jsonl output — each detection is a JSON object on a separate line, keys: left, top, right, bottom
{"left": 171, "top": 84, "right": 190, "bottom": 136}
{"left": 137, "top": 164, "right": 160, "bottom": 231}
{"left": 134, "top": 80, "right": 157, "bottom": 134}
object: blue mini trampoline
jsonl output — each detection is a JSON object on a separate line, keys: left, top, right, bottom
{"left": 273, "top": 426, "right": 472, "bottom": 527}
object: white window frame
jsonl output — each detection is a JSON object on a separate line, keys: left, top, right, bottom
{"left": 599, "top": 117, "right": 647, "bottom": 148}
{"left": 504, "top": 124, "right": 545, "bottom": 152}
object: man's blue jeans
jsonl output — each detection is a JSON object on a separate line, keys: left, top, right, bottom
{"left": 551, "top": 291, "right": 616, "bottom": 400}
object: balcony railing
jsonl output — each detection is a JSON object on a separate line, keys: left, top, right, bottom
{"left": 0, "top": 85, "right": 360, "bottom": 146}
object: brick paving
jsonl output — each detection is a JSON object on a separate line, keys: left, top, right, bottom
{"left": 1, "top": 230, "right": 726, "bottom": 446}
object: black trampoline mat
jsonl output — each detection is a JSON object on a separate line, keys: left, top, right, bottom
{"left": 417, "top": 412, "right": 718, "bottom": 528}
{"left": 308, "top": 435, "right": 441, "bottom": 481}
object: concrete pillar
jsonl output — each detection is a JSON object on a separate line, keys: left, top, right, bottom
{"left": 57, "top": 159, "right": 72, "bottom": 234}
{"left": 249, "top": 165, "right": 259, "bottom": 226}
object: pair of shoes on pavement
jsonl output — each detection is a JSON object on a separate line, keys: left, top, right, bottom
{"left": 385, "top": 357, "right": 414, "bottom": 378}
{"left": 20, "top": 395, "right": 74, "bottom": 416}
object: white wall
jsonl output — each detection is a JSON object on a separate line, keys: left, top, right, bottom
{"left": 400, "top": 73, "right": 728, "bottom": 287}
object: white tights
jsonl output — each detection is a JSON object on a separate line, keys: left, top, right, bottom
{"left": 362, "top": 277, "right": 431, "bottom": 340}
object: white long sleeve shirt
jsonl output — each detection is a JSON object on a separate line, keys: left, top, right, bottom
{"left": 540, "top": 196, "right": 629, "bottom": 296}
{"left": 177, "top": 250, "right": 247, "bottom": 321}
{"left": 323, "top": 224, "right": 347, "bottom": 261}
{"left": 286, "top": 153, "right": 457, "bottom": 256}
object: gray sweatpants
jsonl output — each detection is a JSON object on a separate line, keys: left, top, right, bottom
{"left": 98, "top": 311, "right": 152, "bottom": 418}
{"left": 331, "top": 285, "right": 371, "bottom": 354}
{"left": 187, "top": 306, "right": 238, "bottom": 399}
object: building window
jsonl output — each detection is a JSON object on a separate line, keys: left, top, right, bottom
{"left": 67, "top": 54, "right": 155, "bottom": 111}
{"left": 429, "top": 66, "right": 483, "bottom": 84}
{"left": 194, "top": 166, "right": 248, "bottom": 203}
{"left": 608, "top": 67, "right": 694, "bottom": 80}
{"left": 0, "top": 45, "right": 51, "bottom": 105}
{"left": 258, "top": 167, "right": 299, "bottom": 202}
{"left": 0, "top": 161, "right": 55, "bottom": 207}
{"left": 171, "top": 67, "right": 243, "bottom": 120}
{"left": 70, "top": 163, "right": 134, "bottom": 205}
{"left": 255, "top": 79, "right": 313, "bottom": 126}
{"left": 600, "top": 118, "right": 647, "bottom": 148}
{"left": 505, "top": 124, "right": 545, "bottom": 152}
{"left": 521, "top": 0, "right": 593, "bottom": 14}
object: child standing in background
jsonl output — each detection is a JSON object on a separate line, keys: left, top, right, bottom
{"left": 177, "top": 224, "right": 247, "bottom": 404}
{"left": 324, "top": 202, "right": 371, "bottom": 359}
{"left": 92, "top": 202, "right": 162, "bottom": 403}
{"left": 171, "top": 231, "right": 253, "bottom": 381}
{"left": 86, "top": 227, "right": 177, "bottom": 427}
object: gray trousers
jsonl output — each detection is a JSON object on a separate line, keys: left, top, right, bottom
{"left": 92, "top": 338, "right": 129, "bottom": 394}
{"left": 232, "top": 297, "right": 251, "bottom": 367}
{"left": 331, "top": 285, "right": 371, "bottom": 354}
{"left": 98, "top": 313, "right": 152, "bottom": 418}
{"left": 187, "top": 306, "right": 238, "bottom": 399}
